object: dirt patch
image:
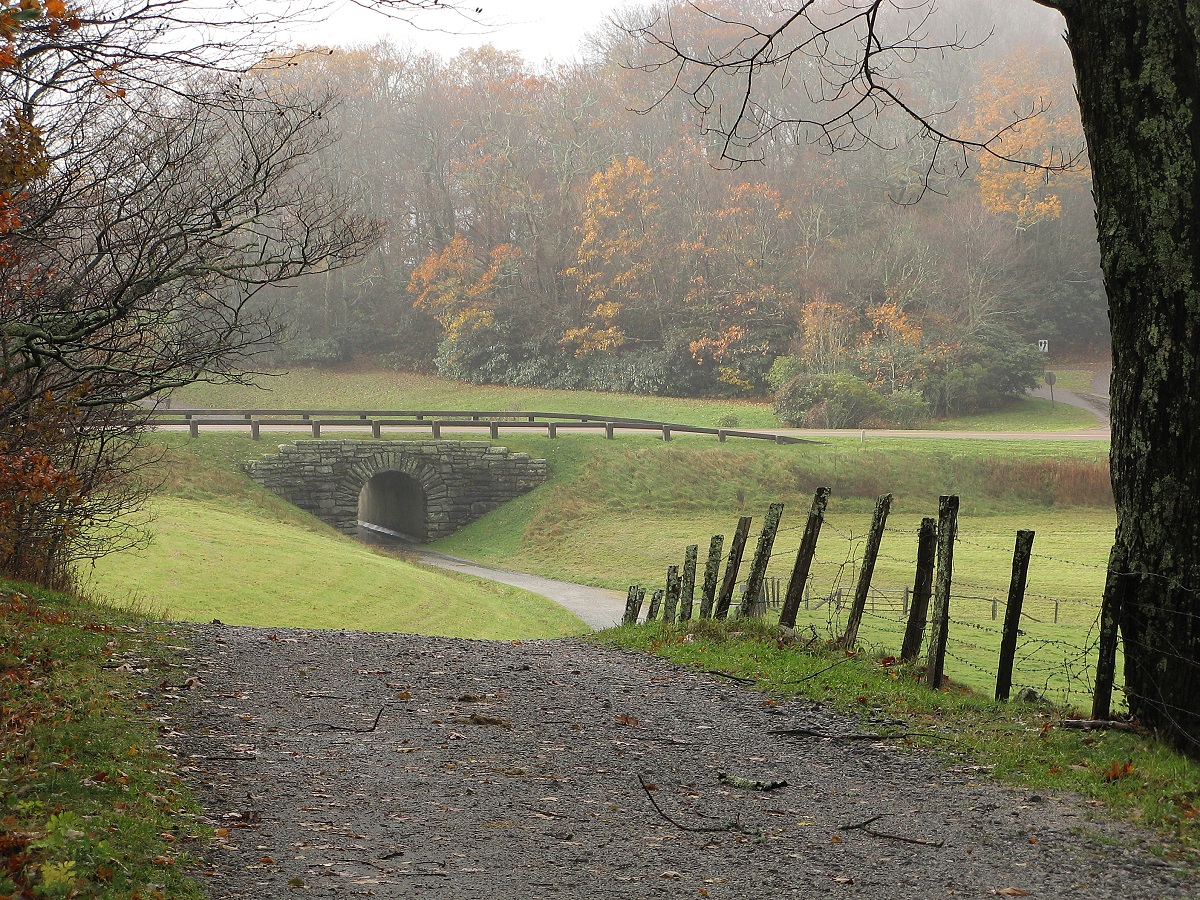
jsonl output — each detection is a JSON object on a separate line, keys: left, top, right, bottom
{"left": 161, "top": 625, "right": 1193, "bottom": 898}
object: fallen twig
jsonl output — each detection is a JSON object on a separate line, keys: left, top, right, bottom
{"left": 310, "top": 706, "right": 386, "bottom": 733}
{"left": 862, "top": 829, "right": 944, "bottom": 847}
{"left": 839, "top": 814, "right": 885, "bottom": 831}
{"left": 703, "top": 670, "right": 756, "bottom": 684}
{"left": 637, "top": 775, "right": 735, "bottom": 833}
{"left": 1057, "top": 718, "right": 1142, "bottom": 733}
{"left": 768, "top": 727, "right": 888, "bottom": 740}
{"left": 838, "top": 813, "right": 944, "bottom": 847}
{"left": 782, "top": 655, "right": 857, "bottom": 684}
{"left": 768, "top": 727, "right": 943, "bottom": 741}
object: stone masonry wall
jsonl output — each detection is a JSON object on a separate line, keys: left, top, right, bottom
{"left": 245, "top": 440, "right": 549, "bottom": 540}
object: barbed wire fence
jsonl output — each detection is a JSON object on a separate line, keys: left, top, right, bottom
{"left": 623, "top": 489, "right": 1132, "bottom": 717}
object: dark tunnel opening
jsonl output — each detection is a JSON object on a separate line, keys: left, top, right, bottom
{"left": 358, "top": 470, "right": 427, "bottom": 542}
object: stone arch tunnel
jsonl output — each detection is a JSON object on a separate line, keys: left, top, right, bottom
{"left": 246, "top": 440, "right": 548, "bottom": 541}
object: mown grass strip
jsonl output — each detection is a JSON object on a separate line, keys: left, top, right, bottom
{"left": 0, "top": 581, "right": 207, "bottom": 899}
{"left": 597, "top": 619, "right": 1200, "bottom": 856}
{"left": 170, "top": 367, "right": 1101, "bottom": 432}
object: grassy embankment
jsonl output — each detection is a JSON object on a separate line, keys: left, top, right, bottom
{"left": 0, "top": 584, "right": 207, "bottom": 898}
{"left": 171, "top": 367, "right": 1102, "bottom": 432}
{"left": 83, "top": 433, "right": 586, "bottom": 639}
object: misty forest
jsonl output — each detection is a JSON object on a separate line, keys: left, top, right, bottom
{"left": 265, "top": 0, "right": 1092, "bottom": 424}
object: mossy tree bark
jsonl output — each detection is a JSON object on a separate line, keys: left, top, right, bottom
{"left": 1054, "top": 0, "right": 1200, "bottom": 754}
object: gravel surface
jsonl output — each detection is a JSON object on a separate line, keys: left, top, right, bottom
{"left": 161, "top": 624, "right": 1196, "bottom": 899}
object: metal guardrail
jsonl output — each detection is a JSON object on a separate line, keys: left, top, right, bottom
{"left": 128, "top": 408, "right": 813, "bottom": 445}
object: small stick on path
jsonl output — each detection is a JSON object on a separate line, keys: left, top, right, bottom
{"left": 311, "top": 706, "right": 386, "bottom": 733}
{"left": 637, "top": 775, "right": 735, "bottom": 833}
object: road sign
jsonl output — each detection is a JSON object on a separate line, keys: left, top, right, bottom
{"left": 1037, "top": 340, "right": 1049, "bottom": 353}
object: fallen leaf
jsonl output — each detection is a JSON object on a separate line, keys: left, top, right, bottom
{"left": 994, "top": 890, "right": 1031, "bottom": 897}
{"left": 1104, "top": 760, "right": 1135, "bottom": 782}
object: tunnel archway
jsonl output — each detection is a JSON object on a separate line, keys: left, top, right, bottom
{"left": 358, "top": 470, "right": 427, "bottom": 541}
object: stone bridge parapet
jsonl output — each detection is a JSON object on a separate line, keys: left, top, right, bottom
{"left": 245, "top": 439, "right": 548, "bottom": 541}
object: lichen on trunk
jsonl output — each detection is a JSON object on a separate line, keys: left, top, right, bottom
{"left": 1064, "top": 0, "right": 1200, "bottom": 754}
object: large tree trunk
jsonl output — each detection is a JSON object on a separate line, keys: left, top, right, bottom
{"left": 1063, "top": 3, "right": 1200, "bottom": 754}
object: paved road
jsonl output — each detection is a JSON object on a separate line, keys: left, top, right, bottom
{"left": 360, "top": 530, "right": 625, "bottom": 630}
{"left": 415, "top": 548, "right": 626, "bottom": 630}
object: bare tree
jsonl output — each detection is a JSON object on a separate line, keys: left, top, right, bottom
{"left": 0, "top": 0, "right": 443, "bottom": 583}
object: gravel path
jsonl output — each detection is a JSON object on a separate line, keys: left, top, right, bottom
{"left": 162, "top": 625, "right": 1195, "bottom": 899}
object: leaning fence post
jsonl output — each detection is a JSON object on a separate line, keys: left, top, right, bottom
{"left": 714, "top": 516, "right": 753, "bottom": 619}
{"left": 646, "top": 589, "right": 664, "bottom": 622}
{"left": 679, "top": 545, "right": 698, "bottom": 622}
{"left": 840, "top": 493, "right": 893, "bottom": 648}
{"left": 996, "top": 529, "right": 1035, "bottom": 702}
{"left": 663, "top": 566, "right": 681, "bottom": 623}
{"left": 699, "top": 535, "right": 724, "bottom": 618}
{"left": 779, "top": 487, "right": 831, "bottom": 628}
{"left": 622, "top": 585, "right": 644, "bottom": 626}
{"left": 739, "top": 503, "right": 785, "bottom": 618}
{"left": 901, "top": 517, "right": 937, "bottom": 662}
{"left": 925, "top": 495, "right": 959, "bottom": 690}
{"left": 1092, "top": 567, "right": 1123, "bottom": 720}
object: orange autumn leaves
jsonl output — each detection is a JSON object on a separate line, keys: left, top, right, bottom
{"left": 973, "top": 46, "right": 1089, "bottom": 231}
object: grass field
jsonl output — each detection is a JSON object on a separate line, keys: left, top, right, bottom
{"left": 82, "top": 434, "right": 586, "bottom": 639}
{"left": 428, "top": 432, "right": 1115, "bottom": 705}
{"left": 170, "top": 368, "right": 781, "bottom": 428}
{"left": 171, "top": 367, "right": 1102, "bottom": 431}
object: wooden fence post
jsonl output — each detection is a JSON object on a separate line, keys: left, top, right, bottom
{"left": 1092, "top": 568, "right": 1123, "bottom": 720}
{"left": 900, "top": 517, "right": 937, "bottom": 662}
{"left": 371, "top": 421, "right": 382, "bottom": 439}
{"left": 699, "top": 535, "right": 724, "bottom": 619}
{"left": 840, "top": 493, "right": 893, "bottom": 648}
{"left": 996, "top": 529, "right": 1035, "bottom": 702}
{"left": 663, "top": 566, "right": 681, "bottom": 623}
{"left": 738, "top": 503, "right": 785, "bottom": 618}
{"left": 925, "top": 495, "right": 959, "bottom": 690}
{"left": 779, "top": 487, "right": 831, "bottom": 628}
{"left": 250, "top": 419, "right": 261, "bottom": 440}
{"left": 714, "top": 516, "right": 753, "bottom": 619}
{"left": 622, "top": 586, "right": 644, "bottom": 626}
{"left": 679, "top": 545, "right": 698, "bottom": 622}
{"left": 646, "top": 589, "right": 664, "bottom": 622}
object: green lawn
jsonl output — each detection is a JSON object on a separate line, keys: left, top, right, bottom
{"left": 921, "top": 396, "right": 1100, "bottom": 431}
{"left": 170, "top": 368, "right": 780, "bottom": 428}
{"left": 83, "top": 499, "right": 585, "bottom": 638}
{"left": 82, "top": 433, "right": 586, "bottom": 638}
{"left": 170, "top": 367, "right": 1102, "bottom": 432}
